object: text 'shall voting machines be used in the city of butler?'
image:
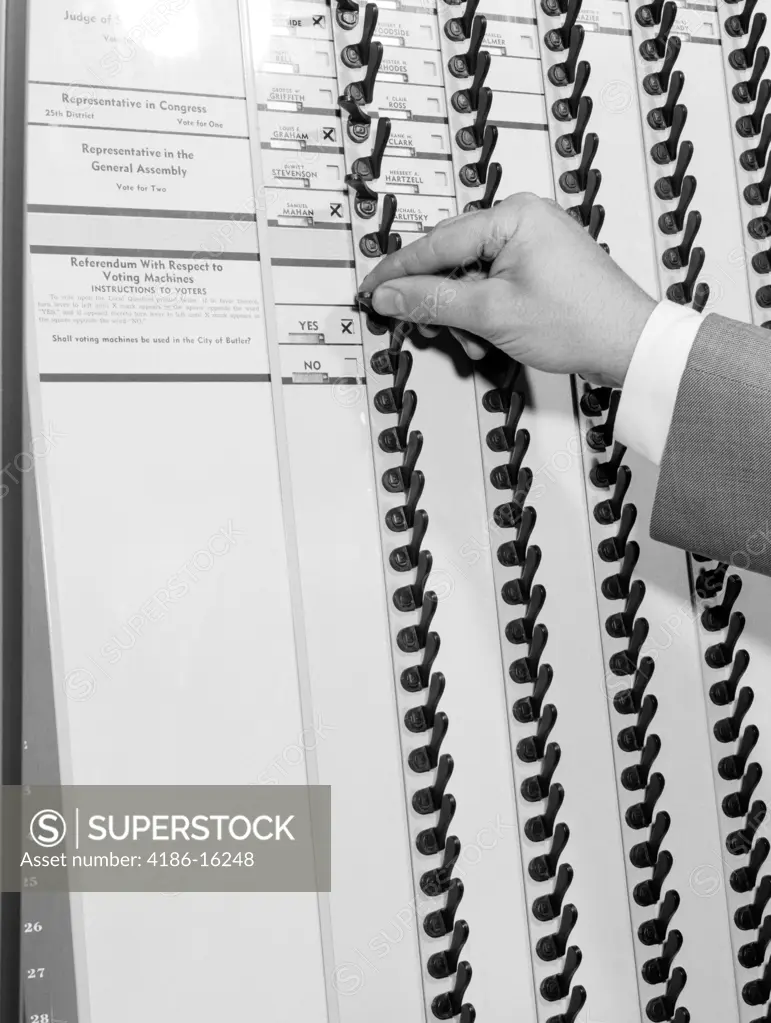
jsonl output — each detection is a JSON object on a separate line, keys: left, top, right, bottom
{"left": 7, "top": 0, "right": 771, "bottom": 1021}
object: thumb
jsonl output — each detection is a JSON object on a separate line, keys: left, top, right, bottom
{"left": 371, "top": 274, "right": 494, "bottom": 336}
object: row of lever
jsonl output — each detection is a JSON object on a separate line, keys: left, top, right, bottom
{"left": 580, "top": 385, "right": 693, "bottom": 1021}
{"left": 722, "top": 0, "right": 771, "bottom": 319}
{"left": 482, "top": 375, "right": 595, "bottom": 1021}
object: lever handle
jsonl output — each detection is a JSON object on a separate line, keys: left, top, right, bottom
{"left": 648, "top": 70, "right": 685, "bottom": 130}
{"left": 341, "top": 3, "right": 378, "bottom": 67}
{"left": 464, "top": 161, "right": 502, "bottom": 211}
{"left": 643, "top": 34, "right": 681, "bottom": 95}
{"left": 730, "top": 12, "right": 767, "bottom": 70}
{"left": 460, "top": 124, "right": 498, "bottom": 186}
{"left": 351, "top": 115, "right": 391, "bottom": 181}
{"left": 598, "top": 501, "right": 637, "bottom": 562}
{"left": 727, "top": 0, "right": 761, "bottom": 37}
{"left": 638, "top": 886, "right": 679, "bottom": 941}
{"left": 555, "top": 95, "right": 593, "bottom": 157}
{"left": 621, "top": 732, "right": 662, "bottom": 791}
{"left": 445, "top": 0, "right": 481, "bottom": 40}
{"left": 734, "top": 44, "right": 770, "bottom": 102}
{"left": 456, "top": 86, "right": 493, "bottom": 150}
{"left": 448, "top": 14, "right": 487, "bottom": 77}
{"left": 559, "top": 132, "right": 599, "bottom": 193}
{"left": 658, "top": 174, "right": 697, "bottom": 234}
{"left": 513, "top": 660, "right": 553, "bottom": 724}
{"left": 552, "top": 61, "right": 591, "bottom": 121}
{"left": 360, "top": 193, "right": 401, "bottom": 258}
{"left": 451, "top": 50, "right": 491, "bottom": 113}
{"left": 719, "top": 722, "right": 759, "bottom": 781}
{"left": 639, "top": 0, "right": 677, "bottom": 61}
{"left": 662, "top": 209, "right": 702, "bottom": 270}
{"left": 536, "top": 904, "right": 578, "bottom": 963}
{"left": 655, "top": 139, "right": 694, "bottom": 201}
{"left": 420, "top": 835, "right": 461, "bottom": 898}
{"left": 548, "top": 25, "right": 585, "bottom": 86}
{"left": 666, "top": 245, "right": 705, "bottom": 305}
{"left": 521, "top": 740, "right": 561, "bottom": 802}
{"left": 544, "top": 0, "right": 583, "bottom": 50}
{"left": 427, "top": 919, "right": 469, "bottom": 979}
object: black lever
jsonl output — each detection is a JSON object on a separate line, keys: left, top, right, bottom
{"left": 427, "top": 919, "right": 469, "bottom": 979}
{"left": 340, "top": 92, "right": 373, "bottom": 140}
{"left": 598, "top": 502, "right": 637, "bottom": 562}
{"left": 464, "top": 162, "right": 502, "bottom": 211}
{"left": 414, "top": 763, "right": 455, "bottom": 821}
{"left": 555, "top": 96, "right": 593, "bottom": 157}
{"left": 451, "top": 50, "right": 491, "bottom": 113}
{"left": 408, "top": 710, "right": 448, "bottom": 772}
{"left": 400, "top": 623, "right": 439, "bottom": 691}
{"left": 552, "top": 61, "right": 591, "bottom": 121}
{"left": 706, "top": 611, "right": 746, "bottom": 669}
{"left": 532, "top": 862, "right": 573, "bottom": 922}
{"left": 696, "top": 559, "right": 729, "bottom": 600}
{"left": 537, "top": 905, "right": 578, "bottom": 964}
{"left": 393, "top": 548, "right": 432, "bottom": 613}
{"left": 340, "top": 40, "right": 383, "bottom": 106}
{"left": 540, "top": 945, "right": 582, "bottom": 1001}
{"left": 360, "top": 193, "right": 401, "bottom": 257}
{"left": 390, "top": 505, "right": 429, "bottom": 574}
{"left": 639, "top": 1, "right": 677, "bottom": 61}
{"left": 522, "top": 741, "right": 561, "bottom": 802}
{"left": 731, "top": 12, "right": 767, "bottom": 70}
{"left": 528, "top": 821, "right": 570, "bottom": 881}
{"left": 581, "top": 385, "right": 612, "bottom": 417}
{"left": 381, "top": 427, "right": 422, "bottom": 492}
{"left": 658, "top": 174, "right": 696, "bottom": 234}
{"left": 548, "top": 25, "right": 585, "bottom": 86}
{"left": 719, "top": 722, "right": 759, "bottom": 779}
{"left": 609, "top": 616, "right": 649, "bottom": 676}
{"left": 456, "top": 86, "right": 493, "bottom": 150}
{"left": 591, "top": 439, "right": 626, "bottom": 488}
{"left": 741, "top": 112, "right": 771, "bottom": 169}
{"left": 727, "top": 0, "right": 760, "bottom": 38}
{"left": 727, "top": 800, "right": 767, "bottom": 857}
{"left": 643, "top": 929, "right": 683, "bottom": 985}
{"left": 617, "top": 692, "right": 657, "bottom": 754}
{"left": 371, "top": 319, "right": 408, "bottom": 376}
{"left": 639, "top": 885, "right": 679, "bottom": 939}
{"left": 506, "top": 582, "right": 546, "bottom": 645}
{"left": 626, "top": 771, "right": 665, "bottom": 829}
{"left": 614, "top": 653, "right": 655, "bottom": 715}
{"left": 544, "top": 0, "right": 583, "bottom": 51}
{"left": 374, "top": 348, "right": 411, "bottom": 413}
{"left": 714, "top": 685, "right": 754, "bottom": 743}
{"left": 404, "top": 668, "right": 445, "bottom": 731}
{"left": 420, "top": 836, "right": 461, "bottom": 899}
{"left": 490, "top": 429, "right": 530, "bottom": 490}
{"left": 517, "top": 703, "right": 558, "bottom": 763}
{"left": 378, "top": 389, "right": 417, "bottom": 453}
{"left": 347, "top": 173, "right": 379, "bottom": 217}
{"left": 566, "top": 168, "right": 602, "bottom": 227}
{"left": 602, "top": 540, "right": 640, "bottom": 601}
{"left": 645, "top": 967, "right": 687, "bottom": 1023}
{"left": 654, "top": 139, "right": 693, "bottom": 200}
{"left": 416, "top": 792, "right": 456, "bottom": 852}
{"left": 513, "top": 661, "right": 553, "bottom": 723}
{"left": 734, "top": 44, "right": 770, "bottom": 102}
{"left": 397, "top": 590, "right": 438, "bottom": 652}
{"left": 460, "top": 124, "right": 498, "bottom": 186}
{"left": 445, "top": 0, "right": 481, "bottom": 40}
{"left": 621, "top": 733, "right": 662, "bottom": 791}
{"left": 424, "top": 878, "right": 464, "bottom": 938}
{"left": 666, "top": 246, "right": 705, "bottom": 305}
{"left": 341, "top": 3, "right": 378, "bottom": 67}
{"left": 448, "top": 14, "right": 487, "bottom": 77}
{"left": 525, "top": 782, "right": 565, "bottom": 842}
{"left": 702, "top": 573, "right": 743, "bottom": 631}
{"left": 735, "top": 865, "right": 771, "bottom": 923}
{"left": 594, "top": 464, "right": 632, "bottom": 524}
{"left": 739, "top": 915, "right": 771, "bottom": 970}
{"left": 651, "top": 103, "right": 688, "bottom": 164}
{"left": 648, "top": 71, "right": 685, "bottom": 130}
{"left": 510, "top": 622, "right": 548, "bottom": 684}
{"left": 724, "top": 761, "right": 763, "bottom": 818}
{"left": 630, "top": 808, "right": 670, "bottom": 868}
{"left": 487, "top": 391, "right": 524, "bottom": 451}
{"left": 637, "top": 0, "right": 666, "bottom": 26}
{"left": 498, "top": 505, "right": 538, "bottom": 568}
{"left": 501, "top": 544, "right": 542, "bottom": 605}
{"left": 559, "top": 132, "right": 599, "bottom": 193}
{"left": 350, "top": 115, "right": 391, "bottom": 181}
{"left": 586, "top": 389, "right": 620, "bottom": 451}
{"left": 643, "top": 34, "right": 681, "bottom": 95}
{"left": 385, "top": 468, "right": 424, "bottom": 532}
{"left": 662, "top": 210, "right": 701, "bottom": 270}
{"left": 545, "top": 986, "right": 586, "bottom": 1023}
{"left": 606, "top": 578, "right": 646, "bottom": 640}
{"left": 431, "top": 960, "right": 473, "bottom": 1020}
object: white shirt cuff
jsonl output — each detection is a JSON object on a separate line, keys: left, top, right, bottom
{"left": 615, "top": 299, "right": 703, "bottom": 466}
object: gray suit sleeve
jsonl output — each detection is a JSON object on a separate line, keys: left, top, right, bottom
{"left": 651, "top": 311, "right": 771, "bottom": 577}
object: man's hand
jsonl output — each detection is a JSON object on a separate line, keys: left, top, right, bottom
{"left": 360, "top": 192, "right": 657, "bottom": 388}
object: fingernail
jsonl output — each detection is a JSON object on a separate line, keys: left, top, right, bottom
{"left": 372, "top": 284, "right": 405, "bottom": 316}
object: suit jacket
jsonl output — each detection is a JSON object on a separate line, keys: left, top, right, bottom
{"left": 651, "top": 312, "right": 771, "bottom": 576}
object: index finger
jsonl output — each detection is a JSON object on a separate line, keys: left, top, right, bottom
{"left": 359, "top": 202, "right": 514, "bottom": 293}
